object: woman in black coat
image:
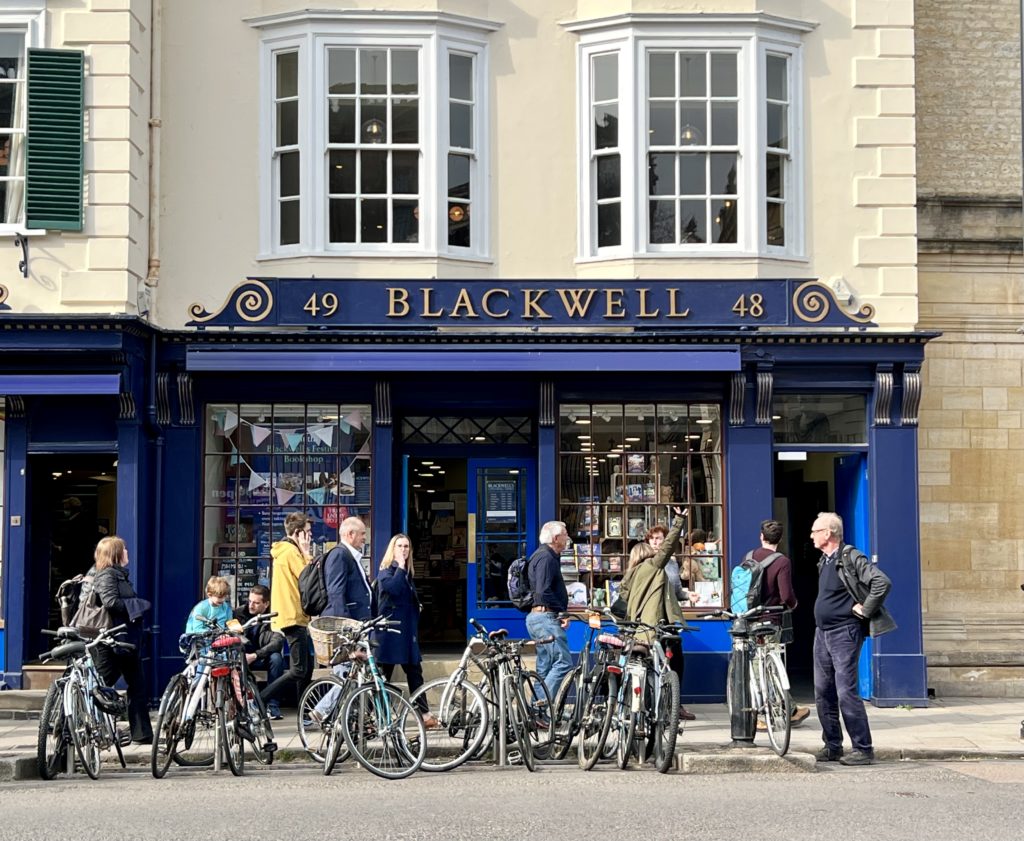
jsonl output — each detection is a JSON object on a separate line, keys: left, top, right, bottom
{"left": 373, "top": 533, "right": 437, "bottom": 727}
{"left": 90, "top": 536, "right": 154, "bottom": 744}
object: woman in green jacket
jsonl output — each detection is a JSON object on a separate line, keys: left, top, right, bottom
{"left": 618, "top": 506, "right": 686, "bottom": 640}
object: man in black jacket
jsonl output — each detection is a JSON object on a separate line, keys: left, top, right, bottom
{"left": 234, "top": 584, "right": 285, "bottom": 719}
{"left": 810, "top": 512, "right": 894, "bottom": 767}
{"left": 524, "top": 521, "right": 572, "bottom": 701}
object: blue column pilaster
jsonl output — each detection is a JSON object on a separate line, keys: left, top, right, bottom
{"left": 1, "top": 417, "right": 28, "bottom": 685}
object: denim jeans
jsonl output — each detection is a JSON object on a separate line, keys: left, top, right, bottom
{"left": 252, "top": 651, "right": 285, "bottom": 713}
{"left": 813, "top": 624, "right": 873, "bottom": 754}
{"left": 525, "top": 611, "right": 573, "bottom": 701}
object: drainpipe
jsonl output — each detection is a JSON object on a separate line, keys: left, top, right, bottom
{"left": 145, "top": 0, "right": 162, "bottom": 289}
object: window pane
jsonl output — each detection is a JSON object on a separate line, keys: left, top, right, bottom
{"left": 393, "top": 151, "right": 419, "bottom": 195}
{"left": 712, "top": 198, "right": 737, "bottom": 244}
{"left": 773, "top": 394, "right": 867, "bottom": 444}
{"left": 392, "top": 49, "right": 418, "bottom": 95}
{"left": 649, "top": 200, "right": 675, "bottom": 244}
{"left": 393, "top": 199, "right": 419, "bottom": 243}
{"left": 448, "top": 153, "right": 470, "bottom": 199}
{"left": 328, "top": 49, "right": 355, "bottom": 95}
{"left": 450, "top": 102, "right": 472, "bottom": 148}
{"left": 276, "top": 51, "right": 297, "bottom": 98}
{"left": 361, "top": 150, "right": 387, "bottom": 193}
{"left": 0, "top": 83, "right": 16, "bottom": 129}
{"left": 767, "top": 55, "right": 788, "bottom": 101}
{"left": 594, "top": 53, "right": 618, "bottom": 101}
{"left": 679, "top": 105, "right": 705, "bottom": 146}
{"left": 647, "top": 153, "right": 674, "bottom": 196}
{"left": 767, "top": 102, "right": 788, "bottom": 149}
{"left": 679, "top": 154, "right": 705, "bottom": 195}
{"left": 0, "top": 134, "right": 20, "bottom": 177}
{"left": 328, "top": 98, "right": 355, "bottom": 143}
{"left": 361, "top": 198, "right": 387, "bottom": 242}
{"left": 360, "top": 49, "right": 387, "bottom": 95}
{"left": 710, "top": 153, "right": 737, "bottom": 194}
{"left": 361, "top": 99, "right": 387, "bottom": 144}
{"left": 280, "top": 199, "right": 299, "bottom": 245}
{"left": 597, "top": 202, "right": 620, "bottom": 248}
{"left": 597, "top": 155, "right": 620, "bottom": 199}
{"left": 711, "top": 102, "right": 737, "bottom": 146}
{"left": 710, "top": 53, "right": 737, "bottom": 97}
{"left": 277, "top": 100, "right": 297, "bottom": 147}
{"left": 594, "top": 103, "right": 618, "bottom": 149}
{"left": 648, "top": 52, "right": 674, "bottom": 98}
{"left": 767, "top": 201, "right": 785, "bottom": 247}
{"left": 448, "top": 202, "right": 470, "bottom": 247}
{"left": 450, "top": 53, "right": 473, "bottom": 101}
{"left": 329, "top": 150, "right": 356, "bottom": 194}
{"left": 648, "top": 101, "right": 674, "bottom": 145}
{"left": 680, "top": 200, "right": 706, "bottom": 243}
{"left": 329, "top": 198, "right": 355, "bottom": 242}
{"left": 679, "top": 53, "right": 705, "bottom": 97}
{"left": 766, "top": 153, "right": 784, "bottom": 198}
{"left": 279, "top": 151, "right": 299, "bottom": 197}
{"left": 392, "top": 98, "right": 418, "bottom": 144}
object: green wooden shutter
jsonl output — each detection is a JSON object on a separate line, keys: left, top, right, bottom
{"left": 25, "top": 48, "right": 84, "bottom": 231}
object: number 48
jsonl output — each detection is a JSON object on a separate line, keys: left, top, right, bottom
{"left": 732, "top": 293, "right": 765, "bottom": 318}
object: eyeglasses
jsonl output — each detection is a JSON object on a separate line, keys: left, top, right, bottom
{"left": 810, "top": 528, "right": 828, "bottom": 534}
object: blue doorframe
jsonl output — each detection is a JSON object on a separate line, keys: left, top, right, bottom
{"left": 834, "top": 453, "right": 871, "bottom": 699}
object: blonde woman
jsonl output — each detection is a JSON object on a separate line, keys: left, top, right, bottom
{"left": 372, "top": 533, "right": 437, "bottom": 727}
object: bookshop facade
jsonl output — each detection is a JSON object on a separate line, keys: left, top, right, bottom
{"left": 1, "top": 278, "right": 932, "bottom": 707}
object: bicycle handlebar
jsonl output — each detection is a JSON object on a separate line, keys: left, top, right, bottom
{"left": 699, "top": 604, "right": 789, "bottom": 621}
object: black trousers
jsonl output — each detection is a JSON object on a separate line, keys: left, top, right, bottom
{"left": 666, "top": 638, "right": 685, "bottom": 700}
{"left": 260, "top": 625, "right": 312, "bottom": 706}
{"left": 92, "top": 645, "right": 153, "bottom": 742}
{"left": 380, "top": 662, "right": 428, "bottom": 713}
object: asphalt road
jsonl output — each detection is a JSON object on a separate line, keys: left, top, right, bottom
{"left": 2, "top": 761, "right": 1022, "bottom": 841}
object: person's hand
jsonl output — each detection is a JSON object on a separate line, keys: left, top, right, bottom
{"left": 395, "top": 555, "right": 407, "bottom": 570}
{"left": 296, "top": 530, "right": 312, "bottom": 559}
{"left": 672, "top": 505, "right": 685, "bottom": 518}
{"left": 852, "top": 603, "right": 865, "bottom": 618}
{"left": 245, "top": 652, "right": 257, "bottom": 665}
{"left": 560, "top": 618, "right": 570, "bottom": 629}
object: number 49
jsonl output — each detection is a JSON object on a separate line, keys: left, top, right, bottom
{"left": 732, "top": 293, "right": 765, "bottom": 318}
{"left": 303, "top": 292, "right": 339, "bottom": 318}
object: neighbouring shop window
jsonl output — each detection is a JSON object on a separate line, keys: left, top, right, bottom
{"left": 0, "top": 29, "right": 26, "bottom": 226}
{"left": 203, "top": 403, "right": 372, "bottom": 607}
{"left": 401, "top": 416, "right": 533, "bottom": 445}
{"left": 559, "top": 402, "right": 724, "bottom": 610}
{"left": 772, "top": 394, "right": 867, "bottom": 445}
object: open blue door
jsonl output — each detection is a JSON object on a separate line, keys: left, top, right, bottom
{"left": 466, "top": 458, "right": 536, "bottom": 638}
{"left": 835, "top": 453, "right": 871, "bottom": 699}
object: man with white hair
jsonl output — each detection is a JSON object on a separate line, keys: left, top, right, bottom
{"left": 323, "top": 516, "right": 372, "bottom": 620}
{"left": 524, "top": 520, "right": 573, "bottom": 700}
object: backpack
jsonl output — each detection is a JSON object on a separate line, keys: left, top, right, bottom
{"left": 729, "top": 551, "right": 781, "bottom": 614}
{"left": 506, "top": 555, "right": 533, "bottom": 612}
{"left": 298, "top": 552, "right": 329, "bottom": 617}
{"left": 56, "top": 571, "right": 94, "bottom": 626}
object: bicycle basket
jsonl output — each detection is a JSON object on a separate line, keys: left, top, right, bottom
{"left": 309, "top": 616, "right": 363, "bottom": 666}
{"left": 92, "top": 686, "right": 127, "bottom": 716}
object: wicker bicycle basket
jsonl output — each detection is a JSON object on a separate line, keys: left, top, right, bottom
{"left": 308, "top": 616, "right": 363, "bottom": 666}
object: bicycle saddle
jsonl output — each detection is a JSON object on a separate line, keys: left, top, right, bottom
{"left": 597, "top": 633, "right": 625, "bottom": 648}
{"left": 211, "top": 635, "right": 244, "bottom": 649}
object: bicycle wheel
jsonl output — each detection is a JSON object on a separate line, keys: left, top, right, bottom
{"left": 173, "top": 680, "right": 217, "bottom": 767}
{"left": 37, "top": 679, "right": 68, "bottom": 780}
{"left": 152, "top": 674, "right": 186, "bottom": 778}
{"left": 549, "top": 666, "right": 583, "bottom": 761}
{"left": 298, "top": 676, "right": 349, "bottom": 763}
{"left": 409, "top": 676, "right": 489, "bottom": 772}
{"left": 341, "top": 684, "right": 426, "bottom": 780}
{"left": 241, "top": 676, "right": 275, "bottom": 765}
{"left": 67, "top": 682, "right": 101, "bottom": 779}
{"left": 578, "top": 669, "right": 617, "bottom": 771}
{"left": 614, "top": 672, "right": 635, "bottom": 771}
{"left": 217, "top": 678, "right": 245, "bottom": 776}
{"left": 518, "top": 670, "right": 553, "bottom": 759}
{"left": 763, "top": 654, "right": 792, "bottom": 757}
{"left": 506, "top": 679, "right": 536, "bottom": 772}
{"left": 653, "top": 669, "right": 680, "bottom": 773}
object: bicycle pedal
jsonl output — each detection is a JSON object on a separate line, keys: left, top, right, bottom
{"left": 263, "top": 741, "right": 278, "bottom": 754}
{"left": 116, "top": 728, "right": 132, "bottom": 747}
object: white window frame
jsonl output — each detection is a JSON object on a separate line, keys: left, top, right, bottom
{"left": 570, "top": 14, "right": 810, "bottom": 261}
{"left": 251, "top": 11, "right": 497, "bottom": 261}
{"left": 0, "top": 2, "right": 44, "bottom": 237}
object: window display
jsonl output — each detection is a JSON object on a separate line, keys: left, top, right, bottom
{"left": 559, "top": 402, "right": 724, "bottom": 609}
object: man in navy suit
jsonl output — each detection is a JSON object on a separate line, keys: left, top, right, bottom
{"left": 324, "top": 516, "right": 372, "bottom": 620}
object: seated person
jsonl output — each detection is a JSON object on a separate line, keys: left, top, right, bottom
{"left": 233, "top": 584, "right": 285, "bottom": 720}
{"left": 185, "top": 575, "right": 234, "bottom": 635}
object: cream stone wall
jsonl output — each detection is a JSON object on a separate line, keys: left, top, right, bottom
{"left": 1, "top": 0, "right": 151, "bottom": 315}
{"left": 146, "top": 0, "right": 919, "bottom": 329}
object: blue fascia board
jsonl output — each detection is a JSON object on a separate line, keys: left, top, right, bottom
{"left": 0, "top": 374, "right": 121, "bottom": 394}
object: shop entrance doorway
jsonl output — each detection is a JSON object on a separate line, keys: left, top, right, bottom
{"left": 25, "top": 453, "right": 118, "bottom": 653}
{"left": 773, "top": 451, "right": 869, "bottom": 696}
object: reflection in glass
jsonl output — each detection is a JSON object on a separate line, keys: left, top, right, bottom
{"left": 594, "top": 104, "right": 618, "bottom": 149}
{"left": 680, "top": 199, "right": 706, "bottom": 244}
{"left": 327, "top": 49, "right": 355, "bottom": 95}
{"left": 649, "top": 200, "right": 675, "bottom": 244}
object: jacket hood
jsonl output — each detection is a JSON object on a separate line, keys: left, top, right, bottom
{"left": 271, "top": 539, "right": 298, "bottom": 561}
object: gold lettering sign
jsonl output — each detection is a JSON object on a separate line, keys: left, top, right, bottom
{"left": 556, "top": 288, "right": 597, "bottom": 318}
{"left": 481, "top": 288, "right": 511, "bottom": 318}
{"left": 387, "top": 287, "right": 410, "bottom": 317}
{"left": 522, "top": 289, "right": 552, "bottom": 319}
{"left": 603, "top": 288, "right": 626, "bottom": 319}
{"left": 667, "top": 288, "right": 691, "bottom": 318}
{"left": 421, "top": 288, "right": 443, "bottom": 318}
{"left": 449, "top": 288, "right": 480, "bottom": 318}
{"left": 637, "top": 288, "right": 660, "bottom": 318}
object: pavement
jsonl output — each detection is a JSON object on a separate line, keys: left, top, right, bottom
{"left": 2, "top": 692, "right": 1023, "bottom": 781}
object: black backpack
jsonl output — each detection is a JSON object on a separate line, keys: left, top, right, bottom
{"left": 298, "top": 552, "right": 329, "bottom": 616}
{"left": 56, "top": 571, "right": 94, "bottom": 626}
{"left": 506, "top": 555, "right": 533, "bottom": 612}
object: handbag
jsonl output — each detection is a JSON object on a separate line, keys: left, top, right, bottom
{"left": 71, "top": 587, "right": 113, "bottom": 638}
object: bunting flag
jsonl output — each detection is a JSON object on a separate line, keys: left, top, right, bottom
{"left": 308, "top": 486, "right": 327, "bottom": 505}
{"left": 311, "top": 424, "right": 334, "bottom": 447}
{"left": 339, "top": 466, "right": 355, "bottom": 493}
{"left": 281, "top": 431, "right": 304, "bottom": 451}
{"left": 251, "top": 424, "right": 272, "bottom": 447}
{"left": 224, "top": 410, "right": 239, "bottom": 436}
{"left": 340, "top": 419, "right": 351, "bottom": 435}
{"left": 345, "top": 409, "right": 364, "bottom": 430}
{"left": 248, "top": 471, "right": 270, "bottom": 492}
{"left": 356, "top": 438, "right": 371, "bottom": 458}
{"left": 275, "top": 487, "right": 296, "bottom": 505}
{"left": 229, "top": 451, "right": 241, "bottom": 466}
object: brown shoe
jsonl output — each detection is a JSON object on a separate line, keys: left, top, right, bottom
{"left": 679, "top": 707, "right": 696, "bottom": 721}
{"left": 422, "top": 713, "right": 440, "bottom": 729}
{"left": 790, "top": 706, "right": 811, "bottom": 726}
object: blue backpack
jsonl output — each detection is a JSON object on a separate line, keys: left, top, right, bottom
{"left": 729, "top": 551, "right": 781, "bottom": 614}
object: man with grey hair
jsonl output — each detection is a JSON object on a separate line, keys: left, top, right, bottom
{"left": 810, "top": 511, "right": 894, "bottom": 766}
{"left": 525, "top": 520, "right": 573, "bottom": 700}
{"left": 324, "top": 516, "right": 372, "bottom": 620}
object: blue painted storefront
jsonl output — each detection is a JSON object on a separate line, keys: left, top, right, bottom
{"left": 0, "top": 295, "right": 934, "bottom": 707}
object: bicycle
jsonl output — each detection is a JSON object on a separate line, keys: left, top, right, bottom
{"left": 703, "top": 603, "right": 793, "bottom": 756}
{"left": 36, "top": 624, "right": 133, "bottom": 780}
